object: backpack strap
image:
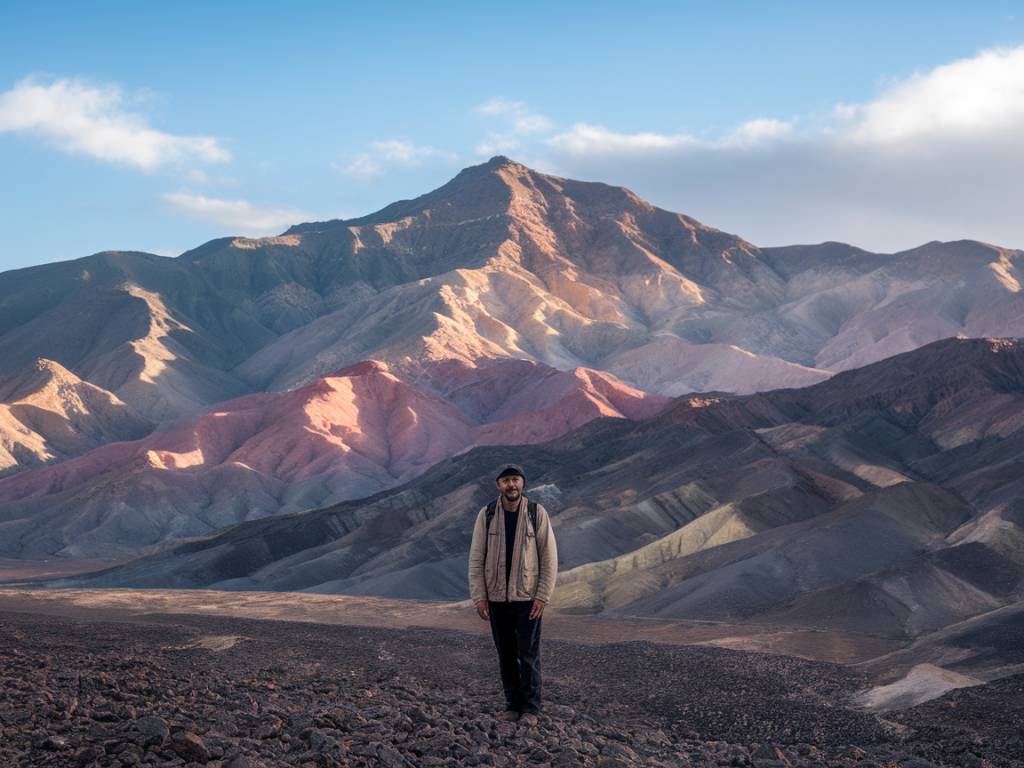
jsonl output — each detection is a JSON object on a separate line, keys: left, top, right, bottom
{"left": 482, "top": 500, "right": 498, "bottom": 562}
{"left": 482, "top": 499, "right": 538, "bottom": 565}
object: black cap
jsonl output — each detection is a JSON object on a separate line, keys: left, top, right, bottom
{"left": 495, "top": 465, "right": 525, "bottom": 482}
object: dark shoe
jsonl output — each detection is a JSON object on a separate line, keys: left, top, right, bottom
{"left": 495, "top": 709, "right": 520, "bottom": 721}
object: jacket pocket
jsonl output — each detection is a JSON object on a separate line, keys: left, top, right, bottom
{"left": 524, "top": 531, "right": 538, "bottom": 570}
{"left": 524, "top": 565, "right": 540, "bottom": 593}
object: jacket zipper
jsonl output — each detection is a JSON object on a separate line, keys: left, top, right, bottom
{"left": 488, "top": 499, "right": 535, "bottom": 599}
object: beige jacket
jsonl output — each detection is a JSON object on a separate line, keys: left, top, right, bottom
{"left": 468, "top": 495, "right": 558, "bottom": 605}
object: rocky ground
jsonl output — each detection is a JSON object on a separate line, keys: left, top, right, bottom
{"left": 1, "top": 609, "right": 1021, "bottom": 768}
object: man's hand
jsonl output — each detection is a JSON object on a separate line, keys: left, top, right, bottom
{"left": 475, "top": 600, "right": 490, "bottom": 620}
{"left": 529, "top": 598, "right": 546, "bottom": 620}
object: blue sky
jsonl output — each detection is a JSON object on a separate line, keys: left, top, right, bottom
{"left": 1, "top": 1, "right": 1022, "bottom": 273}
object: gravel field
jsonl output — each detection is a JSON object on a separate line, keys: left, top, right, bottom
{"left": 1, "top": 609, "right": 1021, "bottom": 768}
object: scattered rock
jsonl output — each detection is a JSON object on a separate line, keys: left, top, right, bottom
{"left": 132, "top": 715, "right": 169, "bottom": 747}
{"left": 1, "top": 610, "right": 1021, "bottom": 768}
{"left": 170, "top": 730, "right": 210, "bottom": 762}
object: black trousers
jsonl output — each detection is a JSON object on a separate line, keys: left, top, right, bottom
{"left": 488, "top": 600, "right": 543, "bottom": 713}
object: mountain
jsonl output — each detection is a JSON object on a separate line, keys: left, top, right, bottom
{"left": 0, "top": 358, "right": 666, "bottom": 558}
{"left": 3, "top": 157, "right": 1021, "bottom": 483}
{"left": 0, "top": 358, "right": 151, "bottom": 476}
{"left": 862, "top": 600, "right": 1024, "bottom": 684}
{"left": 595, "top": 482, "right": 975, "bottom": 624}
{"left": 0, "top": 258, "right": 256, "bottom": 425}
{"left": 60, "top": 338, "right": 1024, "bottom": 649}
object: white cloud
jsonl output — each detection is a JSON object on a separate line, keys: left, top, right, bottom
{"left": 845, "top": 46, "right": 1024, "bottom": 144}
{"left": 333, "top": 153, "right": 382, "bottom": 179}
{"left": 370, "top": 139, "right": 454, "bottom": 163}
{"left": 334, "top": 140, "right": 455, "bottom": 179}
{"left": 546, "top": 118, "right": 793, "bottom": 156}
{"left": 474, "top": 98, "right": 553, "bottom": 156}
{"left": 476, "top": 98, "right": 553, "bottom": 134}
{"left": 163, "top": 192, "right": 310, "bottom": 235}
{"left": 0, "top": 77, "right": 230, "bottom": 170}
{"left": 474, "top": 132, "right": 521, "bottom": 157}
{"left": 540, "top": 46, "right": 1024, "bottom": 251}
{"left": 547, "top": 123, "right": 699, "bottom": 155}
{"left": 723, "top": 118, "right": 793, "bottom": 147}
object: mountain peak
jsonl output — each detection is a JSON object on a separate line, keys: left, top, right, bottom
{"left": 448, "top": 155, "right": 538, "bottom": 185}
{"left": 484, "top": 154, "right": 518, "bottom": 168}
{"left": 287, "top": 156, "right": 553, "bottom": 235}
{"left": 0, "top": 358, "right": 79, "bottom": 402}
{"left": 32, "top": 358, "right": 71, "bottom": 376}
{"left": 328, "top": 359, "right": 393, "bottom": 378}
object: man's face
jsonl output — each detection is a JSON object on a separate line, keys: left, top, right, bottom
{"left": 496, "top": 474, "right": 524, "bottom": 503}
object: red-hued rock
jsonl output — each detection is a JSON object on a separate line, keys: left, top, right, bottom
{"left": 0, "top": 357, "right": 665, "bottom": 557}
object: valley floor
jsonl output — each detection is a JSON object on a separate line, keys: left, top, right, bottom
{"left": 0, "top": 592, "right": 1021, "bottom": 767}
{"left": 0, "top": 588, "right": 899, "bottom": 664}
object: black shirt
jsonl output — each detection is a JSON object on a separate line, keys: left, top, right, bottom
{"left": 504, "top": 499, "right": 520, "bottom": 592}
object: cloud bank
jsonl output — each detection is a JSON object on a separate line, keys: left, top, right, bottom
{"left": 519, "top": 46, "right": 1024, "bottom": 252}
{"left": 0, "top": 77, "right": 229, "bottom": 170}
{"left": 163, "top": 192, "right": 310, "bottom": 235}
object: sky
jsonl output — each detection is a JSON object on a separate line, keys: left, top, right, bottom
{"left": 1, "top": 1, "right": 1022, "bottom": 273}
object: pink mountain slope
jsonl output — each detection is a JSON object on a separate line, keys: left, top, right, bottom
{"left": 425, "top": 358, "right": 669, "bottom": 446}
{"left": 0, "top": 358, "right": 666, "bottom": 557}
{"left": 0, "top": 360, "right": 471, "bottom": 503}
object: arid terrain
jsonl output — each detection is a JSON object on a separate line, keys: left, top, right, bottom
{"left": 1, "top": 590, "right": 1021, "bottom": 768}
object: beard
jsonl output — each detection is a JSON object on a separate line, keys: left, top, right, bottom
{"left": 502, "top": 488, "right": 521, "bottom": 502}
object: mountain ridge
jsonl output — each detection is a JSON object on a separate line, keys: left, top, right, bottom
{"left": 3, "top": 158, "right": 1021, "bottom": 437}
{"left": 0, "top": 357, "right": 668, "bottom": 558}
{"left": 55, "top": 338, "right": 1024, "bottom": 638}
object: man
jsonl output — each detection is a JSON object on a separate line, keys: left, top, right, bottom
{"left": 467, "top": 465, "right": 558, "bottom": 727}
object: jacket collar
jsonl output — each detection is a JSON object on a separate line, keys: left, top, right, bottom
{"left": 496, "top": 494, "right": 527, "bottom": 514}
